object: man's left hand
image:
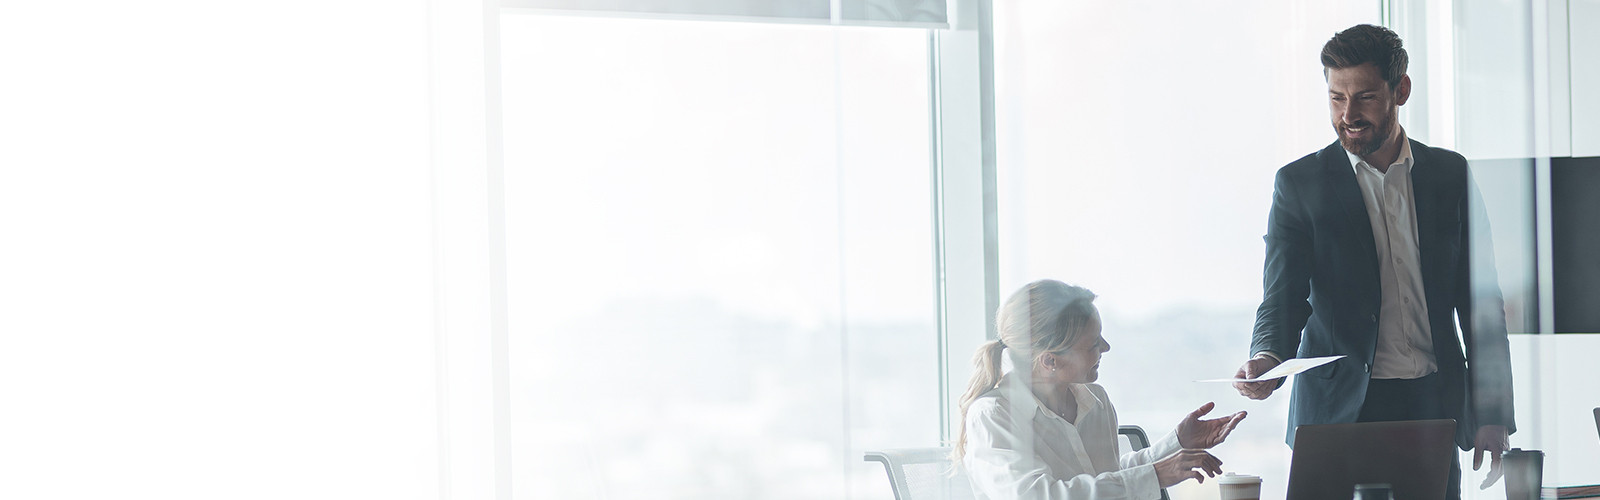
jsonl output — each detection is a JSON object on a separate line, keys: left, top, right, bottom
{"left": 1474, "top": 424, "right": 1510, "bottom": 489}
{"left": 1175, "top": 402, "right": 1247, "bottom": 449}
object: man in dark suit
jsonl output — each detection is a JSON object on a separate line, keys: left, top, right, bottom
{"left": 1232, "top": 24, "right": 1515, "bottom": 499}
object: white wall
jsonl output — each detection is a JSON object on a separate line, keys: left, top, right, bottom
{"left": 0, "top": 2, "right": 441, "bottom": 499}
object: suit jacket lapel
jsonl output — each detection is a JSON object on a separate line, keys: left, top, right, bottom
{"left": 1323, "top": 141, "right": 1379, "bottom": 275}
{"left": 1408, "top": 140, "right": 1441, "bottom": 303}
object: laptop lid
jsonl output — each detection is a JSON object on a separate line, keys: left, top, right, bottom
{"left": 1286, "top": 419, "right": 1457, "bottom": 500}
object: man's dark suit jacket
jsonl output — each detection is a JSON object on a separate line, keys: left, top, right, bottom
{"left": 1250, "top": 139, "right": 1516, "bottom": 450}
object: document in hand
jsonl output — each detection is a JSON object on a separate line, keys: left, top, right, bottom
{"left": 1196, "top": 355, "right": 1345, "bottom": 383}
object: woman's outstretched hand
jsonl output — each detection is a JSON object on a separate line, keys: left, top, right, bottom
{"left": 1175, "top": 402, "right": 1246, "bottom": 449}
{"left": 1153, "top": 449, "right": 1223, "bottom": 487}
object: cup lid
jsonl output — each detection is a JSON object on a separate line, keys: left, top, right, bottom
{"left": 1216, "top": 472, "right": 1261, "bottom": 484}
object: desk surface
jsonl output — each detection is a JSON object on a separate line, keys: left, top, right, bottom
{"left": 1545, "top": 484, "right": 1600, "bottom": 500}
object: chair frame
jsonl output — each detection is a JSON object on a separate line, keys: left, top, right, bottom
{"left": 863, "top": 425, "right": 1170, "bottom": 500}
{"left": 863, "top": 448, "right": 960, "bottom": 500}
{"left": 1117, "top": 425, "right": 1172, "bottom": 500}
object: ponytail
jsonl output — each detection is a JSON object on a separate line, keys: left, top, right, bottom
{"left": 950, "top": 339, "right": 1008, "bottom": 465}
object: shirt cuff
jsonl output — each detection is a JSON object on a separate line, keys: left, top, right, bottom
{"left": 1253, "top": 351, "right": 1282, "bottom": 363}
{"left": 1128, "top": 463, "right": 1164, "bottom": 500}
{"left": 1151, "top": 430, "right": 1182, "bottom": 459}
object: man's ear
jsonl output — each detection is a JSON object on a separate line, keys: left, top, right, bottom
{"left": 1395, "top": 74, "right": 1412, "bottom": 106}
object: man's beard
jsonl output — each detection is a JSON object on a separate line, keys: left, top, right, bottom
{"left": 1336, "top": 112, "right": 1394, "bottom": 158}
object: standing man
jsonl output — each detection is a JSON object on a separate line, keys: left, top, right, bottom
{"left": 1233, "top": 24, "right": 1514, "bottom": 499}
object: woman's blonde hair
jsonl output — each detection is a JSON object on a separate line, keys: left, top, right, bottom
{"left": 949, "top": 279, "right": 1099, "bottom": 464}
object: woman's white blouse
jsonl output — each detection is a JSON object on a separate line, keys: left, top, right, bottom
{"left": 962, "top": 374, "right": 1180, "bottom": 500}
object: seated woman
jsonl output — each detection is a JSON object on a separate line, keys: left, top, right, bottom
{"left": 954, "top": 280, "right": 1246, "bottom": 500}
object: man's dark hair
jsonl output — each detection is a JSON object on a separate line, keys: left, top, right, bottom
{"left": 1321, "top": 24, "right": 1408, "bottom": 90}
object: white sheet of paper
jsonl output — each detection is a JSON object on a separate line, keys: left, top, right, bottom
{"left": 1196, "top": 355, "right": 1346, "bottom": 383}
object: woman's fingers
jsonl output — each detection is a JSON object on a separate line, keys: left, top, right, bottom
{"left": 1182, "top": 449, "right": 1223, "bottom": 476}
{"left": 1158, "top": 449, "right": 1228, "bottom": 487}
{"left": 1201, "top": 454, "right": 1224, "bottom": 476}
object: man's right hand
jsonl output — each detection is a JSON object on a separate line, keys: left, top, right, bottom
{"left": 1232, "top": 356, "right": 1283, "bottom": 400}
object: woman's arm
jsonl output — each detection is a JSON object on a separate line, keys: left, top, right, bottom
{"left": 965, "top": 400, "right": 1165, "bottom": 500}
{"left": 1116, "top": 430, "right": 1181, "bottom": 470}
{"left": 968, "top": 446, "right": 1166, "bottom": 500}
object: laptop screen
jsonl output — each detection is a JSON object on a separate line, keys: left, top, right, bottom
{"left": 1286, "top": 419, "right": 1457, "bottom": 500}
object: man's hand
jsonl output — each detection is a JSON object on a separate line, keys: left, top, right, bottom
{"left": 1474, "top": 425, "right": 1510, "bottom": 489}
{"left": 1232, "top": 356, "right": 1283, "bottom": 400}
{"left": 1176, "top": 402, "right": 1247, "bottom": 449}
{"left": 1153, "top": 449, "right": 1224, "bottom": 488}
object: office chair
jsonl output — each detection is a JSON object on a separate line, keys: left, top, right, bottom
{"left": 863, "top": 425, "right": 1168, "bottom": 500}
{"left": 1117, "top": 425, "right": 1172, "bottom": 500}
{"left": 863, "top": 447, "right": 975, "bottom": 500}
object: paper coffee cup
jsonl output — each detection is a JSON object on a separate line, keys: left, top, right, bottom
{"left": 1503, "top": 449, "right": 1544, "bottom": 500}
{"left": 1217, "top": 472, "right": 1262, "bottom": 500}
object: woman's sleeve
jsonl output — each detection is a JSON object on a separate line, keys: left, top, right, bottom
{"left": 1116, "top": 430, "right": 1181, "bottom": 469}
{"left": 965, "top": 401, "right": 1166, "bottom": 500}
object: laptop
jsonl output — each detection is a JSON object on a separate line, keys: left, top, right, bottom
{"left": 1286, "top": 419, "right": 1457, "bottom": 500}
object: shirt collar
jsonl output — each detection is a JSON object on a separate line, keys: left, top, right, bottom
{"left": 997, "top": 371, "right": 1102, "bottom": 424}
{"left": 1345, "top": 131, "right": 1414, "bottom": 174}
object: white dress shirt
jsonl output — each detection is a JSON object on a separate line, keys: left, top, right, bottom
{"left": 962, "top": 373, "right": 1180, "bottom": 500}
{"left": 1344, "top": 136, "right": 1438, "bottom": 380}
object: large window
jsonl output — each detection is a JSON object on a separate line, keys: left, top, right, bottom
{"left": 500, "top": 15, "right": 936, "bottom": 499}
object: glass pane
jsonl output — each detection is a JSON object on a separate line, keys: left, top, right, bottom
{"left": 500, "top": 15, "right": 934, "bottom": 500}
{"left": 1460, "top": 0, "right": 1600, "bottom": 491}
{"left": 992, "top": 3, "right": 1379, "bottom": 500}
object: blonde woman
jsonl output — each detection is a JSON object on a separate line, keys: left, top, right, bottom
{"left": 954, "top": 280, "right": 1246, "bottom": 500}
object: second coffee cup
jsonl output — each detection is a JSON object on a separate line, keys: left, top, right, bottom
{"left": 1218, "top": 472, "right": 1262, "bottom": 500}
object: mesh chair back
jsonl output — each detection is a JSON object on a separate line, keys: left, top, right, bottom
{"left": 903, "top": 460, "right": 974, "bottom": 500}
{"left": 866, "top": 426, "right": 1165, "bottom": 500}
{"left": 863, "top": 448, "right": 975, "bottom": 500}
